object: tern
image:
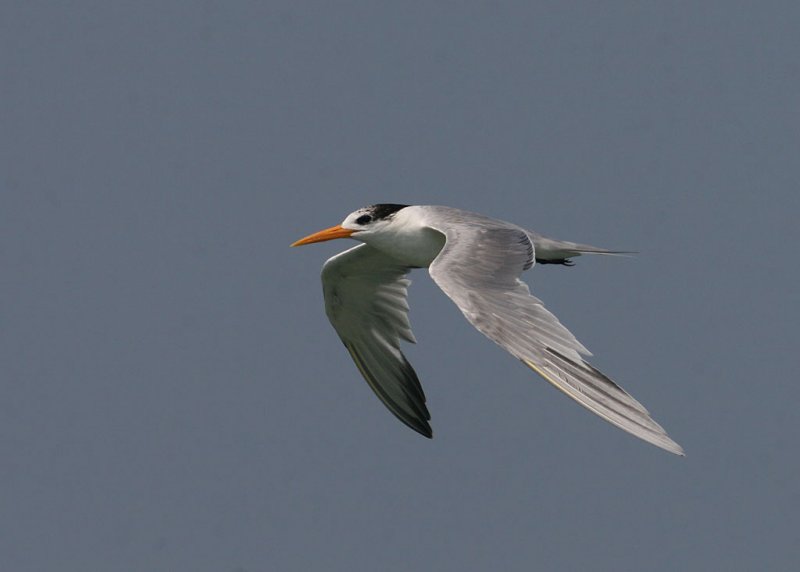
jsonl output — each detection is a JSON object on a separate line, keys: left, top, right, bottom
{"left": 292, "top": 204, "right": 683, "bottom": 455}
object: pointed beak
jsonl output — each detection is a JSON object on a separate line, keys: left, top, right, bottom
{"left": 291, "top": 224, "right": 355, "bottom": 247}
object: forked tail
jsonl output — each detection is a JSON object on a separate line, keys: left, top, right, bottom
{"left": 527, "top": 231, "right": 635, "bottom": 265}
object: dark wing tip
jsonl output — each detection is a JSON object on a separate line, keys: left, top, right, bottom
{"left": 417, "top": 423, "right": 433, "bottom": 439}
{"left": 344, "top": 340, "right": 433, "bottom": 439}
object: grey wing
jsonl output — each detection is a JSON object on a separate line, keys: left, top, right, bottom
{"left": 322, "top": 244, "right": 431, "bottom": 438}
{"left": 425, "top": 217, "right": 683, "bottom": 455}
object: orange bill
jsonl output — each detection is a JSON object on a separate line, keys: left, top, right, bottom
{"left": 291, "top": 224, "right": 355, "bottom": 247}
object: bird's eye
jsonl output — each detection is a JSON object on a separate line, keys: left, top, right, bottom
{"left": 356, "top": 215, "right": 372, "bottom": 225}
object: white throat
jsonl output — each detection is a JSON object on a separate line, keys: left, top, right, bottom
{"left": 359, "top": 207, "right": 446, "bottom": 267}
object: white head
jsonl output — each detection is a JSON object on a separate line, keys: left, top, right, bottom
{"left": 291, "top": 204, "right": 410, "bottom": 246}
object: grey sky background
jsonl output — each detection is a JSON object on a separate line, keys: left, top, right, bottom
{"left": 2, "top": 2, "right": 799, "bottom": 571}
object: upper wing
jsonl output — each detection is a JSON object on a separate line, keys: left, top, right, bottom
{"left": 425, "top": 216, "right": 683, "bottom": 455}
{"left": 322, "top": 244, "right": 431, "bottom": 438}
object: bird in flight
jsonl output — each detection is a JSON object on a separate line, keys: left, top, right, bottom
{"left": 292, "top": 204, "right": 683, "bottom": 455}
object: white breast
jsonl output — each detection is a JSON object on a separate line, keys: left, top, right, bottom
{"left": 363, "top": 207, "right": 446, "bottom": 267}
